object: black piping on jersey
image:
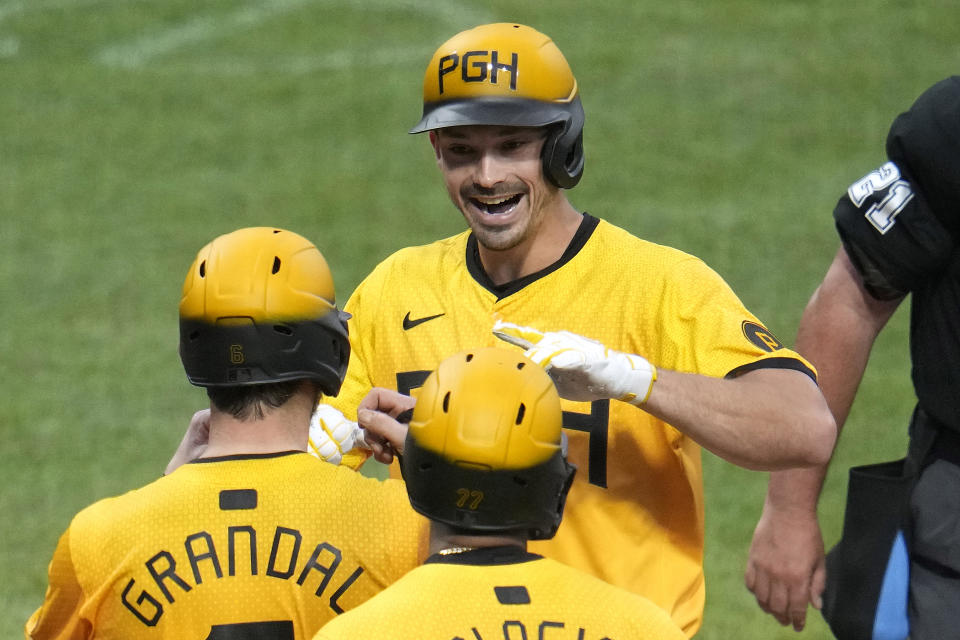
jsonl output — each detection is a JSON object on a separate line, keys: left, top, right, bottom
{"left": 188, "top": 450, "right": 305, "bottom": 464}
{"left": 425, "top": 545, "right": 542, "bottom": 566}
{"left": 725, "top": 357, "right": 817, "bottom": 384}
{"left": 465, "top": 213, "right": 600, "bottom": 300}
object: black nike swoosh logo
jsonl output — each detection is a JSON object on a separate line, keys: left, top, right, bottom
{"left": 403, "top": 311, "right": 445, "bottom": 330}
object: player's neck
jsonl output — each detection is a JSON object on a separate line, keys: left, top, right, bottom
{"left": 429, "top": 527, "right": 527, "bottom": 556}
{"left": 478, "top": 200, "right": 582, "bottom": 286}
{"left": 202, "top": 393, "right": 313, "bottom": 458}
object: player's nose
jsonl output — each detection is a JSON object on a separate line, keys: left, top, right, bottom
{"left": 473, "top": 151, "right": 509, "bottom": 188}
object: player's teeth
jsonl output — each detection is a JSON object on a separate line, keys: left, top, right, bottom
{"left": 479, "top": 196, "right": 513, "bottom": 205}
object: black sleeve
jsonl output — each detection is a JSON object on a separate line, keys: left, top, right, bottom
{"left": 833, "top": 169, "right": 952, "bottom": 296}
{"left": 885, "top": 75, "right": 960, "bottom": 237}
{"left": 833, "top": 75, "right": 960, "bottom": 297}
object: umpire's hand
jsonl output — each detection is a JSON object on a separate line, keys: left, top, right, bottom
{"left": 745, "top": 496, "right": 826, "bottom": 631}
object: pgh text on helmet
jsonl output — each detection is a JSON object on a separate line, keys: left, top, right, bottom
{"left": 178, "top": 227, "right": 350, "bottom": 396}
{"left": 401, "top": 347, "right": 577, "bottom": 541}
{"left": 409, "top": 23, "right": 585, "bottom": 189}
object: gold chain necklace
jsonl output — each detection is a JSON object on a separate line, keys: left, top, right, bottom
{"left": 437, "top": 546, "right": 477, "bottom": 556}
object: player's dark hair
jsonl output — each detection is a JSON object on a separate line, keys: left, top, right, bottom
{"left": 206, "top": 380, "right": 317, "bottom": 421}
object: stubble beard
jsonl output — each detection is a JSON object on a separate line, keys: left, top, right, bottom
{"left": 460, "top": 207, "right": 532, "bottom": 253}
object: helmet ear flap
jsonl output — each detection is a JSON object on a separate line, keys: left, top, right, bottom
{"left": 541, "top": 99, "right": 585, "bottom": 189}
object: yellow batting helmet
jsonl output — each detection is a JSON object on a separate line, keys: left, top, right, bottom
{"left": 401, "top": 347, "right": 576, "bottom": 540}
{"left": 179, "top": 227, "right": 349, "bottom": 395}
{"left": 409, "top": 23, "right": 585, "bottom": 189}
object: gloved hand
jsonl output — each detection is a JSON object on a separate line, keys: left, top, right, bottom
{"left": 493, "top": 320, "right": 657, "bottom": 406}
{"left": 308, "top": 404, "right": 368, "bottom": 465}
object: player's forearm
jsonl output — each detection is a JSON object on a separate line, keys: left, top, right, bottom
{"left": 756, "top": 314, "right": 875, "bottom": 512}
{"left": 765, "top": 465, "right": 827, "bottom": 515}
{"left": 491, "top": 319, "right": 833, "bottom": 469}
{"left": 644, "top": 367, "right": 836, "bottom": 470}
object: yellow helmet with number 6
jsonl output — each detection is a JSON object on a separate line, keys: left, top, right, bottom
{"left": 178, "top": 227, "right": 350, "bottom": 395}
{"left": 409, "top": 23, "right": 585, "bottom": 189}
{"left": 401, "top": 347, "right": 576, "bottom": 540}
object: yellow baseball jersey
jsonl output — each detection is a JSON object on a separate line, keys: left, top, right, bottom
{"left": 329, "top": 214, "right": 816, "bottom": 636}
{"left": 313, "top": 546, "right": 687, "bottom": 640}
{"left": 26, "top": 452, "right": 426, "bottom": 640}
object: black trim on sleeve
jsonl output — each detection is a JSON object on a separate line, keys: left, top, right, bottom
{"left": 725, "top": 357, "right": 818, "bottom": 384}
{"left": 465, "top": 213, "right": 600, "bottom": 300}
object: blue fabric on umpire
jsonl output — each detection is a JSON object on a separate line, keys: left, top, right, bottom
{"left": 872, "top": 530, "right": 910, "bottom": 640}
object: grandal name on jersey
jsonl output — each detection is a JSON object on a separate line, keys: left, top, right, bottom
{"left": 122, "top": 522, "right": 365, "bottom": 626}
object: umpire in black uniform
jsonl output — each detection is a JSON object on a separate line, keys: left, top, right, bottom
{"left": 745, "top": 75, "right": 960, "bottom": 639}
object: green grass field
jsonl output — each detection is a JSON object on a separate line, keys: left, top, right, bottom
{"left": 2, "top": 1, "right": 957, "bottom": 637}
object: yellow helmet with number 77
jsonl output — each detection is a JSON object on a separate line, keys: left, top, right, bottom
{"left": 401, "top": 347, "right": 576, "bottom": 540}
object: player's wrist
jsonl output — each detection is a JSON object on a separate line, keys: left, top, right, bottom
{"left": 615, "top": 352, "right": 657, "bottom": 407}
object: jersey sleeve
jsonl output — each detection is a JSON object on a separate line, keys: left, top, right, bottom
{"left": 834, "top": 76, "right": 960, "bottom": 296}
{"left": 656, "top": 256, "right": 816, "bottom": 381}
{"left": 25, "top": 529, "right": 90, "bottom": 640}
{"left": 833, "top": 163, "right": 953, "bottom": 296}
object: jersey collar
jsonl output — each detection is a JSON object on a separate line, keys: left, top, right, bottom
{"left": 189, "top": 450, "right": 306, "bottom": 464}
{"left": 465, "top": 213, "right": 600, "bottom": 300}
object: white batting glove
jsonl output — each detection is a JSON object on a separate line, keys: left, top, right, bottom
{"left": 308, "top": 404, "right": 368, "bottom": 465}
{"left": 493, "top": 320, "right": 657, "bottom": 406}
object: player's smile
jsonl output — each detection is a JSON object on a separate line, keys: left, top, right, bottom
{"left": 470, "top": 193, "right": 524, "bottom": 215}
{"left": 470, "top": 193, "right": 523, "bottom": 214}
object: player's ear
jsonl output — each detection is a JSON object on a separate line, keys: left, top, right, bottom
{"left": 429, "top": 130, "right": 441, "bottom": 162}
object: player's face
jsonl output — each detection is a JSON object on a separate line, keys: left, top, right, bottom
{"left": 431, "top": 125, "right": 560, "bottom": 252}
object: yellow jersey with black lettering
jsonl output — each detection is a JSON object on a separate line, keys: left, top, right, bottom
{"left": 26, "top": 452, "right": 426, "bottom": 640}
{"left": 313, "top": 546, "right": 686, "bottom": 640}
{"left": 329, "top": 214, "right": 816, "bottom": 636}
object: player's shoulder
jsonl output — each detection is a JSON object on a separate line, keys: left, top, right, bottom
{"left": 534, "top": 557, "right": 686, "bottom": 637}
{"left": 591, "top": 217, "right": 716, "bottom": 287}
{"left": 66, "top": 475, "right": 170, "bottom": 549}
{"left": 535, "top": 556, "right": 649, "bottom": 603}
{"left": 310, "top": 565, "right": 427, "bottom": 638}
{"left": 318, "top": 462, "right": 423, "bottom": 528}
{"left": 272, "top": 452, "right": 409, "bottom": 501}
{"left": 347, "top": 231, "right": 470, "bottom": 313}
{"left": 592, "top": 217, "right": 703, "bottom": 265}
{"left": 324, "top": 459, "right": 406, "bottom": 495}
{"left": 365, "top": 231, "right": 470, "bottom": 278}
